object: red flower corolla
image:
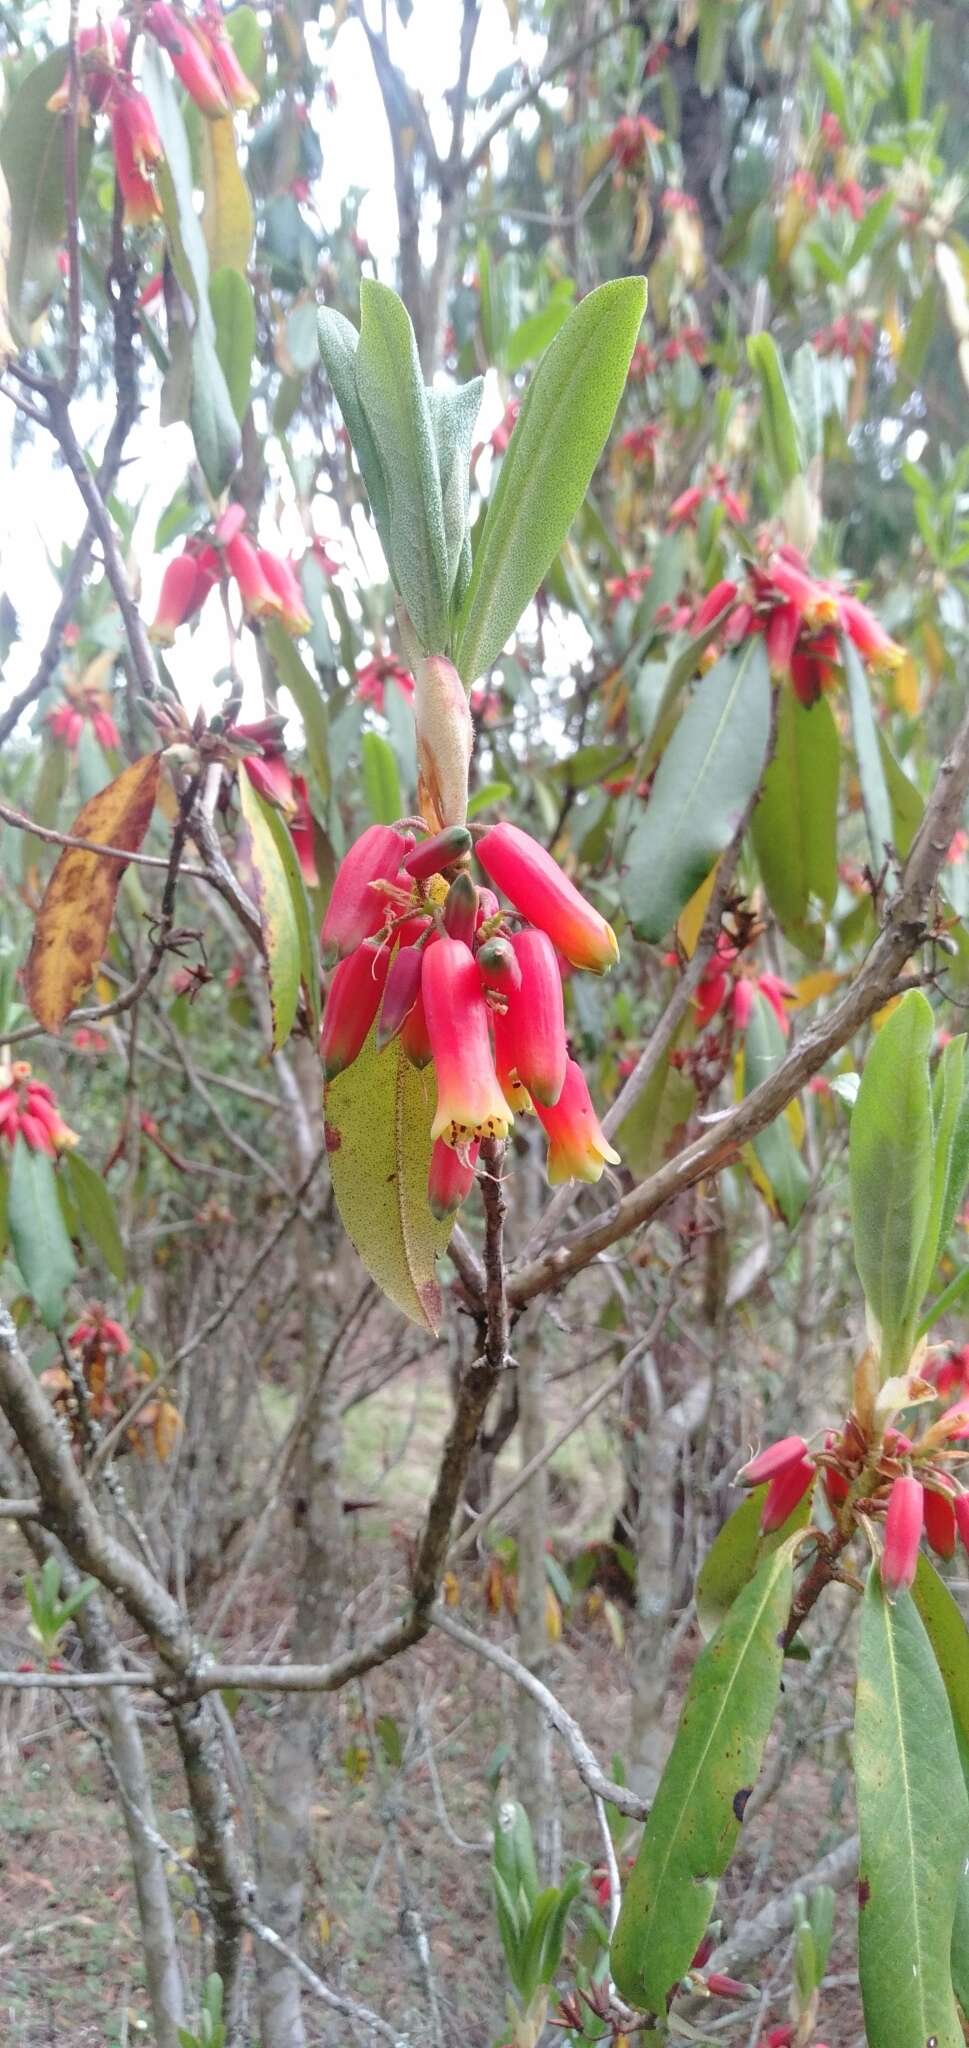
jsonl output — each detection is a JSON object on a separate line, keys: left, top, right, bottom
{"left": 668, "top": 485, "right": 704, "bottom": 529}
{"left": 224, "top": 532, "right": 282, "bottom": 620}
{"left": 605, "top": 566, "right": 652, "bottom": 605}
{"left": 356, "top": 653, "right": 416, "bottom": 712}
{"left": 402, "top": 826, "right": 472, "bottom": 881}
{"left": 321, "top": 824, "right": 414, "bottom": 961}
{"left": 49, "top": 685, "right": 120, "bottom": 752}
{"left": 924, "top": 1487, "right": 957, "bottom": 1561}
{"left": 476, "top": 822, "right": 619, "bottom": 973}
{"left": 882, "top": 1474, "right": 923, "bottom": 1595}
{"left": 149, "top": 544, "right": 219, "bottom": 644}
{"left": 428, "top": 1137, "right": 479, "bottom": 1220}
{"left": 476, "top": 936, "right": 522, "bottom": 996}
{"left": 195, "top": 1, "right": 259, "bottom": 109}
{"left": 760, "top": 1455, "right": 815, "bottom": 1532}
{"left": 0, "top": 1063, "right": 77, "bottom": 1156}
{"left": 492, "top": 928, "right": 568, "bottom": 1109}
{"left": 619, "top": 423, "right": 662, "bottom": 463}
{"left": 257, "top": 552, "right": 310, "bottom": 636}
{"left": 321, "top": 940, "right": 391, "bottom": 1081}
{"left": 422, "top": 938, "right": 512, "bottom": 1150}
{"left": 241, "top": 752, "right": 294, "bottom": 811}
{"left": 609, "top": 113, "right": 662, "bottom": 171}
{"left": 71, "top": 1308, "right": 130, "bottom": 1356}
{"left": 376, "top": 942, "right": 426, "bottom": 1051}
{"left": 534, "top": 1058, "right": 620, "bottom": 1186}
{"left": 110, "top": 86, "right": 163, "bottom": 224}
{"left": 737, "top": 1435, "right": 809, "bottom": 1488}
{"left": 146, "top": 2, "right": 228, "bottom": 116}
{"left": 48, "top": 19, "right": 128, "bottom": 112}
{"left": 956, "top": 1495, "right": 969, "bottom": 1555}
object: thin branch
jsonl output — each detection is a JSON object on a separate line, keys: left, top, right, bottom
{"left": 0, "top": 800, "right": 207, "bottom": 874}
{"left": 462, "top": 7, "right": 649, "bottom": 176}
{"left": 242, "top": 1912, "right": 411, "bottom": 2046}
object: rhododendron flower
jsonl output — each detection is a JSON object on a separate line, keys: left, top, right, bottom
{"left": 882, "top": 1474, "right": 923, "bottom": 1595}
{"left": 694, "top": 581, "right": 739, "bottom": 632}
{"left": 376, "top": 943, "right": 425, "bottom": 1051}
{"left": 619, "top": 423, "right": 662, "bottom": 463}
{"left": 534, "top": 1059, "right": 620, "bottom": 1185}
{"left": 476, "top": 822, "right": 619, "bottom": 974}
{"left": 149, "top": 545, "right": 219, "bottom": 644}
{"left": 356, "top": 653, "right": 415, "bottom": 712}
{"left": 837, "top": 593, "right": 904, "bottom": 672}
{"left": 668, "top": 485, "right": 704, "bottom": 529}
{"left": 321, "top": 824, "right": 414, "bottom": 961}
{"left": 257, "top": 552, "right": 310, "bottom": 636}
{"left": 609, "top": 113, "right": 662, "bottom": 171}
{"left": 0, "top": 1064, "right": 77, "bottom": 1155}
{"left": 49, "top": 687, "right": 120, "bottom": 752}
{"left": 760, "top": 1454, "right": 815, "bottom": 1532}
{"left": 195, "top": 2, "right": 260, "bottom": 109}
{"left": 923, "top": 1487, "right": 956, "bottom": 1560}
{"left": 71, "top": 1308, "right": 130, "bottom": 1356}
{"left": 321, "top": 940, "right": 391, "bottom": 1080}
{"left": 110, "top": 88, "right": 163, "bottom": 224}
{"left": 224, "top": 532, "right": 283, "bottom": 620}
{"left": 956, "top": 1495, "right": 969, "bottom": 1554}
{"left": 494, "top": 928, "right": 567, "bottom": 1108}
{"left": 428, "top": 1137, "right": 479, "bottom": 1220}
{"left": 48, "top": 19, "right": 128, "bottom": 112}
{"left": 241, "top": 752, "right": 295, "bottom": 811}
{"left": 146, "top": 2, "right": 228, "bottom": 116}
{"left": 48, "top": 702, "right": 84, "bottom": 749}
{"left": 402, "top": 826, "right": 472, "bottom": 881}
{"left": 423, "top": 938, "right": 512, "bottom": 1150}
{"left": 605, "top": 566, "right": 652, "bottom": 605}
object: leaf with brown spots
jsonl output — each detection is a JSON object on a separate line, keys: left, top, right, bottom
{"left": 25, "top": 753, "right": 161, "bottom": 1031}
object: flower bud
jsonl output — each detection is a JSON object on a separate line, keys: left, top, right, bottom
{"left": 399, "top": 988, "right": 432, "bottom": 1068}
{"left": 225, "top": 532, "right": 283, "bottom": 620}
{"left": 476, "top": 937, "right": 522, "bottom": 995}
{"left": 321, "top": 941, "right": 390, "bottom": 1081}
{"left": 705, "top": 1974, "right": 748, "bottom": 1999}
{"left": 321, "top": 825, "right": 415, "bottom": 962}
{"left": 376, "top": 944, "right": 424, "bottom": 1051}
{"left": 442, "top": 871, "right": 478, "bottom": 947}
{"left": 760, "top": 1455, "right": 815, "bottom": 1532}
{"left": 427, "top": 1137, "right": 478, "bottom": 1220}
{"left": 110, "top": 89, "right": 163, "bottom": 225}
{"left": 737, "top": 1436, "right": 809, "bottom": 1489}
{"left": 882, "top": 1474, "right": 923, "bottom": 1596}
{"left": 257, "top": 552, "right": 310, "bottom": 636}
{"left": 694, "top": 580, "right": 738, "bottom": 632}
{"left": 476, "top": 822, "right": 618, "bottom": 974}
{"left": 414, "top": 655, "right": 473, "bottom": 829}
{"left": 923, "top": 1487, "right": 956, "bottom": 1561}
{"left": 496, "top": 928, "right": 567, "bottom": 1108}
{"left": 402, "top": 826, "right": 473, "bottom": 881}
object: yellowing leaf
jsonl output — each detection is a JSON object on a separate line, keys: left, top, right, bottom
{"left": 325, "top": 1031, "right": 455, "bottom": 1332}
{"left": 892, "top": 651, "right": 921, "bottom": 717}
{"left": 791, "top": 968, "right": 844, "bottom": 1007}
{"left": 200, "top": 114, "right": 253, "bottom": 275}
{"left": 237, "top": 768, "right": 302, "bottom": 1050}
{"left": 675, "top": 864, "right": 717, "bottom": 958}
{"left": 25, "top": 754, "right": 161, "bottom": 1031}
{"left": 545, "top": 1585, "right": 562, "bottom": 1641}
{"left": 153, "top": 1400, "right": 182, "bottom": 1461}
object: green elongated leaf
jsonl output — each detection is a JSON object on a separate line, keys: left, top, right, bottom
{"left": 539, "top": 1863, "right": 586, "bottom": 1987}
{"left": 7, "top": 1137, "right": 76, "bottom": 1330}
{"left": 467, "top": 780, "right": 512, "bottom": 819}
{"left": 430, "top": 379, "right": 484, "bottom": 605}
{"left": 64, "top": 1152, "right": 124, "bottom": 1282}
{"left": 355, "top": 281, "right": 450, "bottom": 653}
{"left": 849, "top": 989, "right": 935, "bottom": 1367}
{"left": 910, "top": 1034, "right": 969, "bottom": 1319}
{"left": 879, "top": 732, "right": 922, "bottom": 856}
{"left": 933, "top": 1044, "right": 969, "bottom": 1264}
{"left": 747, "top": 334, "right": 803, "bottom": 486}
{"left": 0, "top": 48, "right": 92, "bottom": 341}
{"left": 317, "top": 308, "right": 396, "bottom": 578}
{"left": 911, "top": 1557, "right": 969, "bottom": 2014}
{"left": 694, "top": 1483, "right": 813, "bottom": 1640}
{"left": 854, "top": 1573, "right": 968, "bottom": 2048}
{"left": 142, "top": 45, "right": 240, "bottom": 494}
{"left": 251, "top": 787, "right": 320, "bottom": 1038}
{"left": 611, "top": 1543, "right": 794, "bottom": 2011}
{"left": 454, "top": 277, "right": 647, "bottom": 686}
{"left": 918, "top": 1261, "right": 969, "bottom": 1336}
{"left": 199, "top": 113, "right": 253, "bottom": 274}
{"left": 324, "top": 1031, "right": 454, "bottom": 1331}
{"left": 361, "top": 730, "right": 402, "bottom": 825}
{"left": 210, "top": 268, "right": 254, "bottom": 425}
{"left": 843, "top": 636, "right": 894, "bottom": 883}
{"left": 236, "top": 770, "right": 301, "bottom": 1049}
{"left": 743, "top": 991, "right": 811, "bottom": 1226}
{"left": 621, "top": 638, "right": 771, "bottom": 943}
{"left": 264, "top": 620, "right": 330, "bottom": 804}
{"left": 751, "top": 691, "right": 838, "bottom": 957}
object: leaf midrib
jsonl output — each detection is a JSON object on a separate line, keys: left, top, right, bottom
{"left": 879, "top": 1594, "right": 931, "bottom": 2029}
{"left": 639, "top": 638, "right": 766, "bottom": 892}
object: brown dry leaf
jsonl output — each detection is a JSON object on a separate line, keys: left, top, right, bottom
{"left": 25, "top": 753, "right": 161, "bottom": 1031}
{"left": 153, "top": 1399, "right": 182, "bottom": 1461}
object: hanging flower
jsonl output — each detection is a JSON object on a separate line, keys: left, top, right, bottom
{"left": 257, "top": 552, "right": 311, "bottom": 637}
{"left": 533, "top": 1059, "right": 620, "bottom": 1186}
{"left": 476, "top": 822, "right": 619, "bottom": 973}
{"left": 356, "top": 652, "right": 416, "bottom": 712}
{"left": 149, "top": 544, "right": 220, "bottom": 645}
{"left": 145, "top": 2, "right": 229, "bottom": 116}
{"left": 110, "top": 85, "right": 163, "bottom": 225}
{"left": 0, "top": 1063, "right": 77, "bottom": 1156}
{"left": 422, "top": 938, "right": 513, "bottom": 1151}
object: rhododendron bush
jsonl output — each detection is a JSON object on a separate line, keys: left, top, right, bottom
{"left": 1, "top": 1, "right": 969, "bottom": 2043}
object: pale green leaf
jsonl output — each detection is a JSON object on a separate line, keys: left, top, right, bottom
{"left": 8, "top": 1137, "right": 76, "bottom": 1330}
{"left": 849, "top": 989, "right": 935, "bottom": 1368}
{"left": 237, "top": 769, "right": 302, "bottom": 1049}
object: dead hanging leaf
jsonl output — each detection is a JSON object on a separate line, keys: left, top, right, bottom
{"left": 25, "top": 753, "right": 161, "bottom": 1032}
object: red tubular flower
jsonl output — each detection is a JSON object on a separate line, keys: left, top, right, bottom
{"left": 442, "top": 872, "right": 478, "bottom": 948}
{"left": 837, "top": 593, "right": 904, "bottom": 673}
{"left": 0, "top": 1064, "right": 77, "bottom": 1155}
{"left": 48, "top": 19, "right": 129, "bottom": 112}
{"left": 495, "top": 929, "right": 567, "bottom": 1108}
{"left": 668, "top": 485, "right": 704, "bottom": 529}
{"left": 71, "top": 1309, "right": 130, "bottom": 1356}
{"left": 882, "top": 1474, "right": 923, "bottom": 1596}
{"left": 758, "top": 973, "right": 795, "bottom": 1035}
{"left": 476, "top": 822, "right": 619, "bottom": 974}
{"left": 224, "top": 532, "right": 283, "bottom": 620}
{"left": 765, "top": 549, "right": 839, "bottom": 630}
{"left": 924, "top": 1488, "right": 957, "bottom": 1561}
{"left": 476, "top": 937, "right": 522, "bottom": 996}
{"left": 732, "top": 978, "right": 754, "bottom": 1031}
{"left": 146, "top": 1, "right": 228, "bottom": 116}
{"left": 705, "top": 1975, "right": 748, "bottom": 1998}
{"left": 289, "top": 776, "right": 318, "bottom": 888}
{"left": 356, "top": 654, "right": 415, "bottom": 712}
{"left": 402, "top": 827, "right": 472, "bottom": 881}
{"left": 955, "top": 1495, "right": 969, "bottom": 1555}
{"left": 475, "top": 887, "right": 501, "bottom": 929}
{"left": 422, "top": 938, "right": 513, "bottom": 1150}
{"left": 765, "top": 600, "right": 801, "bottom": 676}
{"left": 427, "top": 1137, "right": 479, "bottom": 1220}
{"left": 737, "top": 1435, "right": 809, "bottom": 1488}
{"left": 534, "top": 1058, "right": 620, "bottom": 1186}
{"left": 492, "top": 1007, "right": 532, "bottom": 1114}
{"left": 399, "top": 985, "right": 432, "bottom": 1068}
{"left": 377, "top": 944, "right": 425, "bottom": 1051}
{"left": 257, "top": 552, "right": 310, "bottom": 636}
{"left": 149, "top": 547, "right": 218, "bottom": 644}
{"left": 48, "top": 702, "right": 84, "bottom": 748}
{"left": 321, "top": 941, "right": 390, "bottom": 1081}
{"left": 694, "top": 580, "right": 739, "bottom": 632}
{"left": 110, "top": 89, "right": 163, "bottom": 224}
{"left": 790, "top": 629, "right": 839, "bottom": 708}
{"left": 92, "top": 708, "right": 120, "bottom": 750}
{"left": 321, "top": 825, "right": 414, "bottom": 962}
{"left": 196, "top": 4, "right": 259, "bottom": 109}
{"left": 760, "top": 1456, "right": 815, "bottom": 1532}
{"left": 242, "top": 753, "right": 295, "bottom": 811}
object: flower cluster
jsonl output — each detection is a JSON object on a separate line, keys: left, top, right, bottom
{"left": 671, "top": 934, "right": 794, "bottom": 1035}
{"left": 231, "top": 718, "right": 318, "bottom": 886}
{"left": 321, "top": 820, "right": 620, "bottom": 1213}
{"left": 49, "top": 6, "right": 257, "bottom": 227}
{"left": 150, "top": 505, "right": 310, "bottom": 646}
{"left": 608, "top": 113, "right": 662, "bottom": 173}
{"left": 0, "top": 1063, "right": 77, "bottom": 1155}
{"left": 694, "top": 543, "right": 903, "bottom": 706}
{"left": 738, "top": 1385, "right": 969, "bottom": 1591}
{"left": 48, "top": 673, "right": 120, "bottom": 751}
{"left": 355, "top": 652, "right": 415, "bottom": 712}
